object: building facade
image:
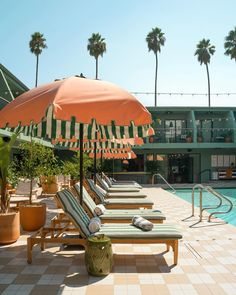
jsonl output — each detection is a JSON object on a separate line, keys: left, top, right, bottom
{"left": 117, "top": 107, "right": 236, "bottom": 184}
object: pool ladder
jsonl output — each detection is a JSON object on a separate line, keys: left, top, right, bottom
{"left": 152, "top": 173, "right": 176, "bottom": 193}
{"left": 191, "top": 184, "right": 233, "bottom": 224}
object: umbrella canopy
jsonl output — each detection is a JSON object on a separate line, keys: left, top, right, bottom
{"left": 0, "top": 77, "right": 153, "bottom": 204}
{"left": 0, "top": 77, "right": 153, "bottom": 140}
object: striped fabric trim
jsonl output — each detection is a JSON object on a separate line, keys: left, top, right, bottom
{"left": 55, "top": 140, "right": 132, "bottom": 150}
{"left": 56, "top": 189, "right": 90, "bottom": 238}
{"left": 4, "top": 104, "right": 153, "bottom": 140}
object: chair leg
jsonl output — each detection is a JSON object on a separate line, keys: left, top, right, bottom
{"left": 166, "top": 244, "right": 170, "bottom": 251}
{"left": 27, "top": 237, "right": 33, "bottom": 264}
{"left": 173, "top": 240, "right": 179, "bottom": 265}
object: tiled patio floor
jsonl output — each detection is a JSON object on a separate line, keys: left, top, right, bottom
{"left": 1, "top": 186, "right": 236, "bottom": 294}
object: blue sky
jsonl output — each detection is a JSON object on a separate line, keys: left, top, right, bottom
{"left": 1, "top": 0, "right": 236, "bottom": 107}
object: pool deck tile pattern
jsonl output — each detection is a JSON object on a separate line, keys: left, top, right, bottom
{"left": 1, "top": 185, "right": 236, "bottom": 294}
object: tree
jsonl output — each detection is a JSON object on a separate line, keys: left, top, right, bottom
{"left": 87, "top": 33, "right": 106, "bottom": 79}
{"left": 224, "top": 27, "right": 236, "bottom": 62}
{"left": 194, "top": 39, "right": 215, "bottom": 107}
{"left": 13, "top": 142, "right": 60, "bottom": 204}
{"left": 29, "top": 32, "right": 47, "bottom": 87}
{"left": 0, "top": 133, "right": 18, "bottom": 213}
{"left": 146, "top": 27, "right": 166, "bottom": 107}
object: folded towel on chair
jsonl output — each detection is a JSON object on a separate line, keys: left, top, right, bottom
{"left": 88, "top": 217, "right": 101, "bottom": 233}
{"left": 94, "top": 204, "right": 106, "bottom": 216}
{"left": 132, "top": 215, "right": 153, "bottom": 231}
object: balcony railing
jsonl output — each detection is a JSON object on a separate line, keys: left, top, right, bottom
{"left": 148, "top": 128, "right": 234, "bottom": 144}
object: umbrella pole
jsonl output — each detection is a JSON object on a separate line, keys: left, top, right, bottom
{"left": 93, "top": 141, "right": 97, "bottom": 184}
{"left": 100, "top": 150, "right": 103, "bottom": 177}
{"left": 112, "top": 158, "right": 114, "bottom": 179}
{"left": 79, "top": 123, "right": 84, "bottom": 205}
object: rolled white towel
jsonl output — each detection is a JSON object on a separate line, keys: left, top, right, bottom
{"left": 94, "top": 204, "right": 106, "bottom": 216}
{"left": 88, "top": 217, "right": 101, "bottom": 233}
{"left": 132, "top": 215, "right": 153, "bottom": 231}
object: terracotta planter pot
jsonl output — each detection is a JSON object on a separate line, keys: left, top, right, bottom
{"left": 40, "top": 176, "right": 58, "bottom": 194}
{"left": 19, "top": 203, "right": 46, "bottom": 231}
{"left": 0, "top": 211, "right": 20, "bottom": 244}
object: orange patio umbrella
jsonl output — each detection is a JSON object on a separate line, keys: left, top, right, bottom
{"left": 0, "top": 76, "right": 153, "bottom": 204}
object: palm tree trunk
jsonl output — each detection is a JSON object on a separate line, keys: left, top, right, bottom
{"left": 95, "top": 58, "right": 98, "bottom": 80}
{"left": 35, "top": 54, "right": 39, "bottom": 87}
{"left": 206, "top": 64, "right": 210, "bottom": 107}
{"left": 154, "top": 52, "right": 158, "bottom": 107}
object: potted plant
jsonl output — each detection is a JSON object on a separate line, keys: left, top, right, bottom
{"left": 146, "top": 161, "right": 162, "bottom": 184}
{"left": 224, "top": 130, "right": 232, "bottom": 143}
{"left": 15, "top": 141, "right": 51, "bottom": 231}
{"left": 186, "top": 131, "right": 193, "bottom": 143}
{"left": 0, "top": 133, "right": 20, "bottom": 244}
{"left": 197, "top": 131, "right": 203, "bottom": 143}
{"left": 38, "top": 149, "right": 61, "bottom": 194}
{"left": 61, "top": 152, "right": 93, "bottom": 186}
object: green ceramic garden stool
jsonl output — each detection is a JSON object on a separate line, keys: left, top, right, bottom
{"left": 85, "top": 235, "right": 113, "bottom": 276}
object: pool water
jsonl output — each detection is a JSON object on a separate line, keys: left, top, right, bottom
{"left": 170, "top": 188, "right": 236, "bottom": 226}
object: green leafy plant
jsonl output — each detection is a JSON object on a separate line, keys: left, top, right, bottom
{"left": 146, "top": 161, "right": 162, "bottom": 175}
{"left": 15, "top": 141, "right": 61, "bottom": 203}
{"left": 0, "top": 133, "right": 18, "bottom": 213}
{"left": 61, "top": 152, "right": 93, "bottom": 181}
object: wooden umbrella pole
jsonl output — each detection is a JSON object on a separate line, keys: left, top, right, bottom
{"left": 79, "top": 123, "right": 84, "bottom": 205}
{"left": 93, "top": 141, "right": 97, "bottom": 184}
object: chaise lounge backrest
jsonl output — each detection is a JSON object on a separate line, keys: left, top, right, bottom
{"left": 86, "top": 178, "right": 106, "bottom": 203}
{"left": 96, "top": 173, "right": 110, "bottom": 190}
{"left": 56, "top": 189, "right": 91, "bottom": 238}
{"left": 74, "top": 183, "right": 97, "bottom": 217}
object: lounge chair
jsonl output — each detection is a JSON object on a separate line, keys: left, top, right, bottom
{"left": 85, "top": 179, "right": 154, "bottom": 209}
{"left": 96, "top": 173, "right": 141, "bottom": 192}
{"left": 102, "top": 172, "right": 142, "bottom": 188}
{"left": 27, "top": 189, "right": 182, "bottom": 265}
{"left": 74, "top": 183, "right": 166, "bottom": 223}
{"left": 92, "top": 176, "right": 148, "bottom": 198}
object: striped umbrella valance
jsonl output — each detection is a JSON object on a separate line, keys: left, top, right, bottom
{"left": 54, "top": 139, "right": 135, "bottom": 150}
{"left": 4, "top": 105, "right": 153, "bottom": 140}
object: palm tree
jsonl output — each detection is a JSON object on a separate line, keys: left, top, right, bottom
{"left": 146, "top": 27, "right": 166, "bottom": 107}
{"left": 29, "top": 32, "right": 47, "bottom": 87}
{"left": 87, "top": 33, "right": 106, "bottom": 79}
{"left": 224, "top": 27, "right": 236, "bottom": 62}
{"left": 194, "top": 39, "right": 215, "bottom": 107}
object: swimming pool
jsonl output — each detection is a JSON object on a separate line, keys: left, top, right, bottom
{"left": 170, "top": 188, "right": 236, "bottom": 226}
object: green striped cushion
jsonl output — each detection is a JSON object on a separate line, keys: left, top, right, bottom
{"left": 87, "top": 179, "right": 105, "bottom": 203}
{"left": 56, "top": 189, "right": 90, "bottom": 238}
{"left": 95, "top": 224, "right": 182, "bottom": 239}
{"left": 96, "top": 174, "right": 109, "bottom": 190}
{"left": 74, "top": 183, "right": 97, "bottom": 216}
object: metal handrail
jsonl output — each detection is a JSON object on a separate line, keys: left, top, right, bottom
{"left": 152, "top": 173, "right": 176, "bottom": 193}
{"left": 205, "top": 186, "right": 233, "bottom": 222}
{"left": 191, "top": 184, "right": 233, "bottom": 223}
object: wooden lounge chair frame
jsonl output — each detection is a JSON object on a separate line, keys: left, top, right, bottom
{"left": 84, "top": 179, "right": 153, "bottom": 209}
{"left": 72, "top": 184, "right": 165, "bottom": 224}
{"left": 27, "top": 189, "right": 182, "bottom": 265}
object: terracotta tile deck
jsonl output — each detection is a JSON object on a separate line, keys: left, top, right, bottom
{"left": 1, "top": 186, "right": 236, "bottom": 294}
